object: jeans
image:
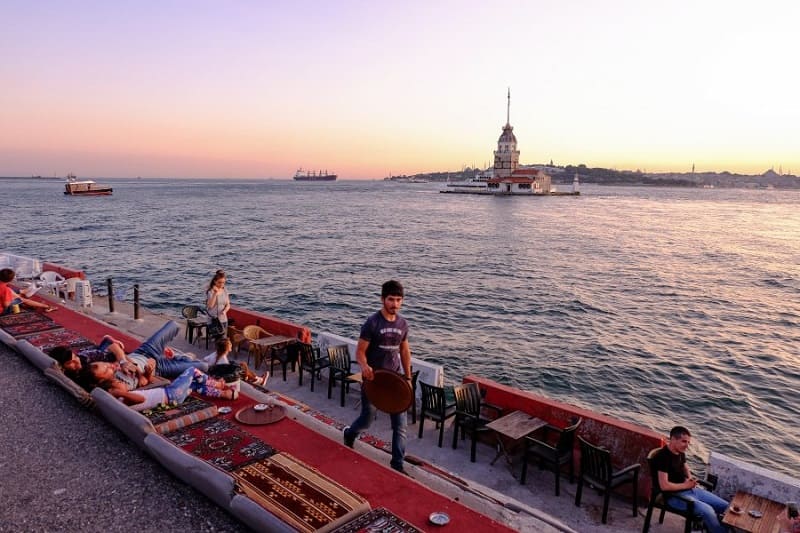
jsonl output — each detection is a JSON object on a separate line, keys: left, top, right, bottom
{"left": 345, "top": 389, "right": 407, "bottom": 469}
{"left": 131, "top": 320, "right": 208, "bottom": 378}
{"left": 667, "top": 487, "right": 729, "bottom": 533}
{"left": 164, "top": 368, "right": 225, "bottom": 403}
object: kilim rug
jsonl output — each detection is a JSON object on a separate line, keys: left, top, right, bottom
{"left": 74, "top": 342, "right": 116, "bottom": 363}
{"left": 1, "top": 315, "right": 62, "bottom": 338}
{"left": 0, "top": 311, "right": 48, "bottom": 328}
{"left": 141, "top": 396, "right": 219, "bottom": 435}
{"left": 332, "top": 507, "right": 422, "bottom": 533}
{"left": 166, "top": 417, "right": 275, "bottom": 471}
{"left": 232, "top": 452, "right": 370, "bottom": 533}
{"left": 24, "top": 329, "right": 91, "bottom": 352}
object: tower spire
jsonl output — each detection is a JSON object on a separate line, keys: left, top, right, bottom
{"left": 506, "top": 87, "right": 511, "bottom": 126}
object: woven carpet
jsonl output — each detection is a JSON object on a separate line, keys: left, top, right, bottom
{"left": 1, "top": 314, "right": 62, "bottom": 338}
{"left": 74, "top": 342, "right": 116, "bottom": 363}
{"left": 142, "top": 396, "right": 219, "bottom": 435}
{"left": 233, "top": 453, "right": 370, "bottom": 533}
{"left": 166, "top": 417, "right": 275, "bottom": 471}
{"left": 332, "top": 507, "right": 422, "bottom": 533}
{"left": 0, "top": 311, "right": 48, "bottom": 328}
{"left": 24, "top": 329, "right": 91, "bottom": 352}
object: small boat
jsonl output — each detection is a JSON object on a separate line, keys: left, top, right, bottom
{"left": 63, "top": 174, "right": 113, "bottom": 196}
{"left": 293, "top": 168, "right": 337, "bottom": 181}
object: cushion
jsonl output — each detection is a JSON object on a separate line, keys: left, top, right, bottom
{"left": 43, "top": 366, "right": 94, "bottom": 408}
{"left": 17, "top": 340, "right": 57, "bottom": 372}
{"left": 143, "top": 432, "right": 236, "bottom": 509}
{"left": 229, "top": 495, "right": 297, "bottom": 533}
{"left": 92, "top": 388, "right": 155, "bottom": 449}
{"left": 0, "top": 328, "right": 17, "bottom": 349}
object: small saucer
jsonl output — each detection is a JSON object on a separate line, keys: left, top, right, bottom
{"left": 218, "top": 406, "right": 232, "bottom": 414}
{"left": 253, "top": 403, "right": 269, "bottom": 412}
{"left": 428, "top": 512, "right": 450, "bottom": 526}
{"left": 748, "top": 510, "right": 763, "bottom": 518}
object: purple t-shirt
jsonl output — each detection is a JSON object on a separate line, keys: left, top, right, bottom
{"left": 359, "top": 311, "right": 408, "bottom": 373}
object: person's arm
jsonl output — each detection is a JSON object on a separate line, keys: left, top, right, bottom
{"left": 206, "top": 289, "right": 218, "bottom": 310}
{"left": 355, "top": 338, "right": 373, "bottom": 381}
{"left": 657, "top": 470, "right": 697, "bottom": 492}
{"left": 400, "top": 339, "right": 412, "bottom": 381}
{"left": 108, "top": 383, "right": 145, "bottom": 406}
{"left": 222, "top": 289, "right": 231, "bottom": 314}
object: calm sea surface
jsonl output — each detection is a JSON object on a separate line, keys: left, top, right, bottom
{"left": 3, "top": 178, "right": 799, "bottom": 476}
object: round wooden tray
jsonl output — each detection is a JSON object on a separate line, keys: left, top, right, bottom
{"left": 363, "top": 369, "right": 413, "bottom": 414}
{"left": 235, "top": 404, "right": 286, "bottom": 425}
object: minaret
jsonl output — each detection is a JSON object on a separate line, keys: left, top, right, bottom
{"left": 493, "top": 88, "right": 520, "bottom": 178}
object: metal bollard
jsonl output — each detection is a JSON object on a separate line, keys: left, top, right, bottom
{"left": 133, "top": 284, "right": 140, "bottom": 320}
{"left": 107, "top": 278, "right": 115, "bottom": 313}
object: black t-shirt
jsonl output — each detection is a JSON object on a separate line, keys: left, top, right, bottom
{"left": 651, "top": 445, "right": 687, "bottom": 492}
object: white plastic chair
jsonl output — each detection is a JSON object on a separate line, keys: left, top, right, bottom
{"left": 38, "top": 271, "right": 67, "bottom": 295}
{"left": 57, "top": 277, "right": 82, "bottom": 301}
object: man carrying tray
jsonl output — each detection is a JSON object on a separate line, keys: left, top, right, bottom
{"left": 343, "top": 280, "right": 413, "bottom": 474}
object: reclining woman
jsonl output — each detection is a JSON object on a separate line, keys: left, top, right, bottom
{"left": 84, "top": 363, "right": 237, "bottom": 411}
{"left": 204, "top": 337, "right": 269, "bottom": 387}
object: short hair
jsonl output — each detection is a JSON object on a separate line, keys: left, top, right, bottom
{"left": 670, "top": 426, "right": 691, "bottom": 439}
{"left": 381, "top": 280, "right": 404, "bottom": 299}
{"left": 49, "top": 346, "right": 74, "bottom": 366}
{"left": 0, "top": 268, "right": 14, "bottom": 283}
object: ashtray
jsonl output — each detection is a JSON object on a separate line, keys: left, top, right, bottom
{"left": 253, "top": 403, "right": 270, "bottom": 412}
{"left": 428, "top": 512, "right": 450, "bottom": 526}
{"left": 218, "top": 406, "right": 232, "bottom": 414}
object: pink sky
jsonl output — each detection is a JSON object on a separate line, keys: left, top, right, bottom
{"left": 1, "top": 1, "right": 798, "bottom": 179}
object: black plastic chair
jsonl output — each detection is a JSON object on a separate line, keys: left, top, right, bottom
{"left": 641, "top": 447, "right": 717, "bottom": 533}
{"left": 520, "top": 417, "right": 582, "bottom": 496}
{"left": 418, "top": 381, "right": 456, "bottom": 447}
{"left": 297, "top": 343, "right": 329, "bottom": 392}
{"left": 269, "top": 342, "right": 298, "bottom": 382}
{"left": 575, "top": 435, "right": 640, "bottom": 524}
{"left": 451, "top": 382, "right": 503, "bottom": 462}
{"left": 181, "top": 305, "right": 208, "bottom": 346}
{"left": 327, "top": 345, "right": 359, "bottom": 407}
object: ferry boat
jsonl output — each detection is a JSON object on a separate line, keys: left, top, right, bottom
{"left": 442, "top": 170, "right": 492, "bottom": 193}
{"left": 63, "top": 174, "right": 113, "bottom": 196}
{"left": 293, "top": 168, "right": 337, "bottom": 181}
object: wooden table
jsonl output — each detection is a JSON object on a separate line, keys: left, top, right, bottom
{"left": 723, "top": 491, "right": 785, "bottom": 533}
{"left": 250, "top": 335, "right": 295, "bottom": 368}
{"left": 485, "top": 411, "right": 547, "bottom": 468}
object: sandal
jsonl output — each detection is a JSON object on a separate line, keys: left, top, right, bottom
{"left": 253, "top": 372, "right": 270, "bottom": 387}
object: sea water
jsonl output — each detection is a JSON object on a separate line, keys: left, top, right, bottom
{"left": 2, "top": 177, "right": 799, "bottom": 476}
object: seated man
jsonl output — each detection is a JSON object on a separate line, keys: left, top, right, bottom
{"left": 652, "top": 426, "right": 729, "bottom": 533}
{"left": 0, "top": 268, "right": 55, "bottom": 314}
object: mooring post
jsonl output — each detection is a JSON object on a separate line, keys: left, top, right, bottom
{"left": 133, "top": 284, "right": 140, "bottom": 320}
{"left": 107, "top": 278, "right": 115, "bottom": 313}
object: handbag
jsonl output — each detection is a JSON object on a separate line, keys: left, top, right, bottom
{"left": 208, "top": 317, "right": 225, "bottom": 338}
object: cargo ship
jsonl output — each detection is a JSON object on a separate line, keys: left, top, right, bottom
{"left": 293, "top": 168, "right": 337, "bottom": 181}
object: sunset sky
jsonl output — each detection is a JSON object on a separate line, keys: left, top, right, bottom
{"left": 2, "top": 0, "right": 798, "bottom": 179}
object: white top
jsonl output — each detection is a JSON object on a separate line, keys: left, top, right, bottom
{"left": 204, "top": 351, "right": 230, "bottom": 365}
{"left": 206, "top": 287, "right": 229, "bottom": 323}
{"left": 129, "top": 387, "right": 168, "bottom": 411}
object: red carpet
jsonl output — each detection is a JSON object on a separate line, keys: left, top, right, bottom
{"left": 209, "top": 395, "right": 516, "bottom": 532}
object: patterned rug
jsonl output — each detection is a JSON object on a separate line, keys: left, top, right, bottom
{"left": 141, "top": 396, "right": 219, "bottom": 435}
{"left": 1, "top": 314, "right": 62, "bottom": 338}
{"left": 233, "top": 452, "right": 370, "bottom": 533}
{"left": 332, "top": 507, "right": 422, "bottom": 533}
{"left": 74, "top": 342, "right": 116, "bottom": 363}
{"left": 0, "top": 311, "right": 47, "bottom": 327}
{"left": 24, "top": 329, "right": 91, "bottom": 352}
{"left": 166, "top": 417, "right": 275, "bottom": 471}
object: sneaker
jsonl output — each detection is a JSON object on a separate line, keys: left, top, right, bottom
{"left": 343, "top": 426, "right": 355, "bottom": 448}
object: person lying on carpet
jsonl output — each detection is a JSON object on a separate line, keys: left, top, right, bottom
{"left": 50, "top": 335, "right": 129, "bottom": 385}
{"left": 0, "top": 268, "right": 56, "bottom": 315}
{"left": 204, "top": 337, "right": 269, "bottom": 386}
{"left": 84, "top": 364, "right": 237, "bottom": 410}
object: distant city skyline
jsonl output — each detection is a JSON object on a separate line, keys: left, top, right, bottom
{"left": 1, "top": 1, "right": 798, "bottom": 180}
